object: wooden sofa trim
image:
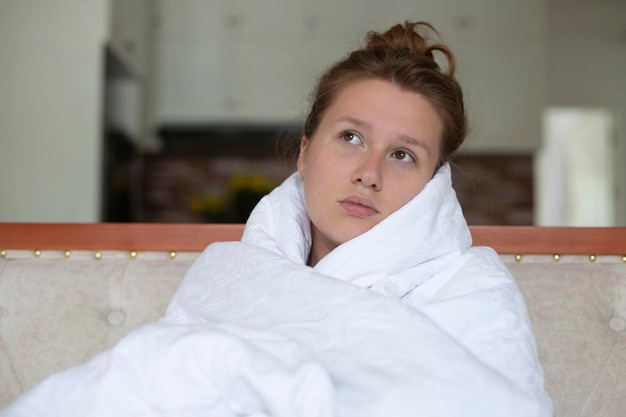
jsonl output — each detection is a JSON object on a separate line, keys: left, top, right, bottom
{"left": 1, "top": 223, "right": 625, "bottom": 255}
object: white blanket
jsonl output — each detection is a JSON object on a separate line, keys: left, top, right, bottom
{"left": 1, "top": 165, "right": 552, "bottom": 416}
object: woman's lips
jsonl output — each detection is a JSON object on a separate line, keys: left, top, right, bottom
{"left": 339, "top": 195, "right": 379, "bottom": 217}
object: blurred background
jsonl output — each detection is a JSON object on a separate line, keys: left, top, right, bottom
{"left": 0, "top": 0, "right": 624, "bottom": 225}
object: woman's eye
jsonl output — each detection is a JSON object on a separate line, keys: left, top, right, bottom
{"left": 342, "top": 132, "right": 362, "bottom": 145}
{"left": 392, "top": 150, "right": 415, "bottom": 163}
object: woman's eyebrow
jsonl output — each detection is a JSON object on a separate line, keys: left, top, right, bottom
{"left": 399, "top": 134, "right": 432, "bottom": 156}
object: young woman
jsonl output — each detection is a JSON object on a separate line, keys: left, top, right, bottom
{"left": 2, "top": 21, "right": 552, "bottom": 417}
{"left": 241, "top": 20, "right": 551, "bottom": 408}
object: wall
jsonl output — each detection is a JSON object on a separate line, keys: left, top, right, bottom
{"left": 0, "top": 0, "right": 107, "bottom": 222}
{"left": 545, "top": 0, "right": 626, "bottom": 225}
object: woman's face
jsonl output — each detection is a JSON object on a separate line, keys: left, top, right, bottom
{"left": 298, "top": 78, "right": 443, "bottom": 265}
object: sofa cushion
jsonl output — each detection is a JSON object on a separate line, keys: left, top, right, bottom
{"left": 0, "top": 249, "right": 197, "bottom": 407}
{"left": 505, "top": 254, "right": 626, "bottom": 417}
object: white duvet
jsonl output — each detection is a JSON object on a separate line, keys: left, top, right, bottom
{"left": 1, "top": 164, "right": 553, "bottom": 416}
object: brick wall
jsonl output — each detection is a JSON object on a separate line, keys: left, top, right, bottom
{"left": 137, "top": 153, "right": 533, "bottom": 225}
{"left": 451, "top": 154, "right": 534, "bottom": 225}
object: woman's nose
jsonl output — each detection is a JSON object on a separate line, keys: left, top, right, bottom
{"left": 352, "top": 153, "right": 382, "bottom": 190}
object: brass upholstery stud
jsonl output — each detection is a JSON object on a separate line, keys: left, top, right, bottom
{"left": 622, "top": 255, "right": 626, "bottom": 263}
{"left": 553, "top": 254, "right": 560, "bottom": 262}
{"left": 169, "top": 251, "right": 177, "bottom": 259}
{"left": 64, "top": 250, "right": 71, "bottom": 258}
{"left": 0, "top": 250, "right": 6, "bottom": 258}
{"left": 130, "top": 251, "right": 138, "bottom": 259}
{"left": 34, "top": 250, "right": 41, "bottom": 258}
{"left": 94, "top": 252, "right": 102, "bottom": 260}
{"left": 514, "top": 254, "right": 522, "bottom": 262}
{"left": 589, "top": 254, "right": 596, "bottom": 263}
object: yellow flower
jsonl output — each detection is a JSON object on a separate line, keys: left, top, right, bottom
{"left": 190, "top": 196, "right": 225, "bottom": 214}
{"left": 228, "top": 174, "right": 274, "bottom": 195}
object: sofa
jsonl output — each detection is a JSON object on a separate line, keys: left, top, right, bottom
{"left": 1, "top": 223, "right": 625, "bottom": 416}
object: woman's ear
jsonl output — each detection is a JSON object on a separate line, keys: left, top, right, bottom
{"left": 297, "top": 136, "right": 309, "bottom": 179}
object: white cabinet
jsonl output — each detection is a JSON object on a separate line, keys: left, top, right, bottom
{"left": 106, "top": 0, "right": 158, "bottom": 149}
{"left": 457, "top": 0, "right": 547, "bottom": 152}
{"left": 108, "top": 0, "right": 151, "bottom": 77}
{"left": 153, "top": 0, "right": 547, "bottom": 152}
{"left": 154, "top": 0, "right": 312, "bottom": 123}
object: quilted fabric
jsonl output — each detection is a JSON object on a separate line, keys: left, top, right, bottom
{"left": 507, "top": 255, "right": 626, "bottom": 417}
{"left": 0, "top": 250, "right": 196, "bottom": 408}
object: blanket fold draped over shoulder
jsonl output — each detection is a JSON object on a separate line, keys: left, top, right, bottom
{"left": 0, "top": 164, "right": 553, "bottom": 416}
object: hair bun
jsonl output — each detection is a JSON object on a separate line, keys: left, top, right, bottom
{"left": 365, "top": 21, "right": 456, "bottom": 76}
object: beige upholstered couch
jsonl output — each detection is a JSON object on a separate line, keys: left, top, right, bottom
{"left": 1, "top": 223, "right": 625, "bottom": 416}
